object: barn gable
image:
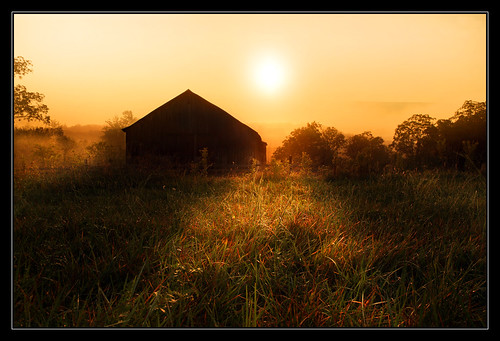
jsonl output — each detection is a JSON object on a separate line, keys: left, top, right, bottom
{"left": 122, "top": 89, "right": 266, "bottom": 167}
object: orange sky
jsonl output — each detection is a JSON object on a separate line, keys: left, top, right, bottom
{"left": 13, "top": 13, "right": 486, "bottom": 145}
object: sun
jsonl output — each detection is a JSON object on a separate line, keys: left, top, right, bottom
{"left": 253, "top": 57, "right": 285, "bottom": 94}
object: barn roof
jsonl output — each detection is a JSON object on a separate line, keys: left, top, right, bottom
{"left": 122, "top": 89, "right": 264, "bottom": 142}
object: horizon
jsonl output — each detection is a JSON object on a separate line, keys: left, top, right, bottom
{"left": 13, "top": 13, "right": 486, "bottom": 146}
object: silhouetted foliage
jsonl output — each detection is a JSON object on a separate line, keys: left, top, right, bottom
{"left": 87, "top": 111, "right": 137, "bottom": 165}
{"left": 14, "top": 126, "right": 64, "bottom": 138}
{"left": 391, "top": 101, "right": 486, "bottom": 171}
{"left": 274, "top": 124, "right": 390, "bottom": 177}
{"left": 344, "top": 131, "right": 391, "bottom": 176}
{"left": 442, "top": 100, "right": 486, "bottom": 170}
{"left": 14, "top": 56, "right": 33, "bottom": 77}
{"left": 273, "top": 100, "right": 486, "bottom": 177}
{"left": 390, "top": 114, "right": 438, "bottom": 169}
{"left": 273, "top": 122, "right": 344, "bottom": 169}
{"left": 322, "top": 126, "right": 346, "bottom": 173}
{"left": 14, "top": 56, "right": 51, "bottom": 125}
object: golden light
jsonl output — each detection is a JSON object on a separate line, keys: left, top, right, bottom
{"left": 253, "top": 56, "right": 285, "bottom": 94}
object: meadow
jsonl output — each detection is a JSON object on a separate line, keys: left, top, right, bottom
{"left": 13, "top": 165, "right": 487, "bottom": 327}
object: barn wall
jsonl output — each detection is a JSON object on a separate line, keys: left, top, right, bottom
{"left": 126, "top": 128, "right": 265, "bottom": 166}
{"left": 123, "top": 90, "right": 266, "bottom": 167}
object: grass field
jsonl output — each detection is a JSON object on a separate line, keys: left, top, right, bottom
{"left": 13, "top": 166, "right": 487, "bottom": 327}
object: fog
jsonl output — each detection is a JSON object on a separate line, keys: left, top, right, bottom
{"left": 13, "top": 124, "right": 104, "bottom": 171}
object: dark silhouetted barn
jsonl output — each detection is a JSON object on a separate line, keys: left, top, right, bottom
{"left": 122, "top": 89, "right": 267, "bottom": 167}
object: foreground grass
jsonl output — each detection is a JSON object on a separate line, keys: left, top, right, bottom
{"left": 13, "top": 167, "right": 487, "bottom": 327}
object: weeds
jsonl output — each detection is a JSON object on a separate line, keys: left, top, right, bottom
{"left": 13, "top": 167, "right": 486, "bottom": 327}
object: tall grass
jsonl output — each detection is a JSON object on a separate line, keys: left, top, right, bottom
{"left": 13, "top": 167, "right": 486, "bottom": 327}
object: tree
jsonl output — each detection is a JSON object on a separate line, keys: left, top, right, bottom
{"left": 102, "top": 110, "right": 137, "bottom": 148}
{"left": 452, "top": 100, "right": 486, "bottom": 123}
{"left": 344, "top": 131, "right": 390, "bottom": 176}
{"left": 14, "top": 56, "right": 33, "bottom": 77}
{"left": 87, "top": 110, "right": 137, "bottom": 165}
{"left": 391, "top": 101, "right": 486, "bottom": 171}
{"left": 322, "top": 126, "right": 345, "bottom": 171}
{"left": 390, "top": 114, "right": 436, "bottom": 169}
{"left": 14, "top": 56, "right": 50, "bottom": 124}
{"left": 436, "top": 100, "right": 486, "bottom": 170}
{"left": 273, "top": 122, "right": 343, "bottom": 169}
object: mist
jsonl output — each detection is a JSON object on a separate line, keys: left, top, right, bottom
{"left": 13, "top": 123, "right": 104, "bottom": 171}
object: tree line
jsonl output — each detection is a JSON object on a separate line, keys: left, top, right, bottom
{"left": 273, "top": 100, "right": 486, "bottom": 177}
{"left": 14, "top": 56, "right": 137, "bottom": 170}
{"left": 13, "top": 56, "right": 486, "bottom": 175}
{"left": 13, "top": 111, "right": 137, "bottom": 171}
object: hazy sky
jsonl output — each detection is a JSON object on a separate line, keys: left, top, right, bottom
{"left": 13, "top": 13, "right": 486, "bottom": 144}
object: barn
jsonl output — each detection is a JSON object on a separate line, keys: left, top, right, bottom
{"left": 121, "top": 89, "right": 267, "bottom": 167}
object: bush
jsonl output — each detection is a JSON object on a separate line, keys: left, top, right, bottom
{"left": 266, "top": 159, "right": 290, "bottom": 180}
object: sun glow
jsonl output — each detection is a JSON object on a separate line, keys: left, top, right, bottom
{"left": 254, "top": 57, "right": 285, "bottom": 94}
{"left": 14, "top": 13, "right": 485, "bottom": 135}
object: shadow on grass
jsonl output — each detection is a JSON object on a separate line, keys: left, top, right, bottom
{"left": 13, "top": 165, "right": 236, "bottom": 327}
{"left": 13, "top": 168, "right": 486, "bottom": 327}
